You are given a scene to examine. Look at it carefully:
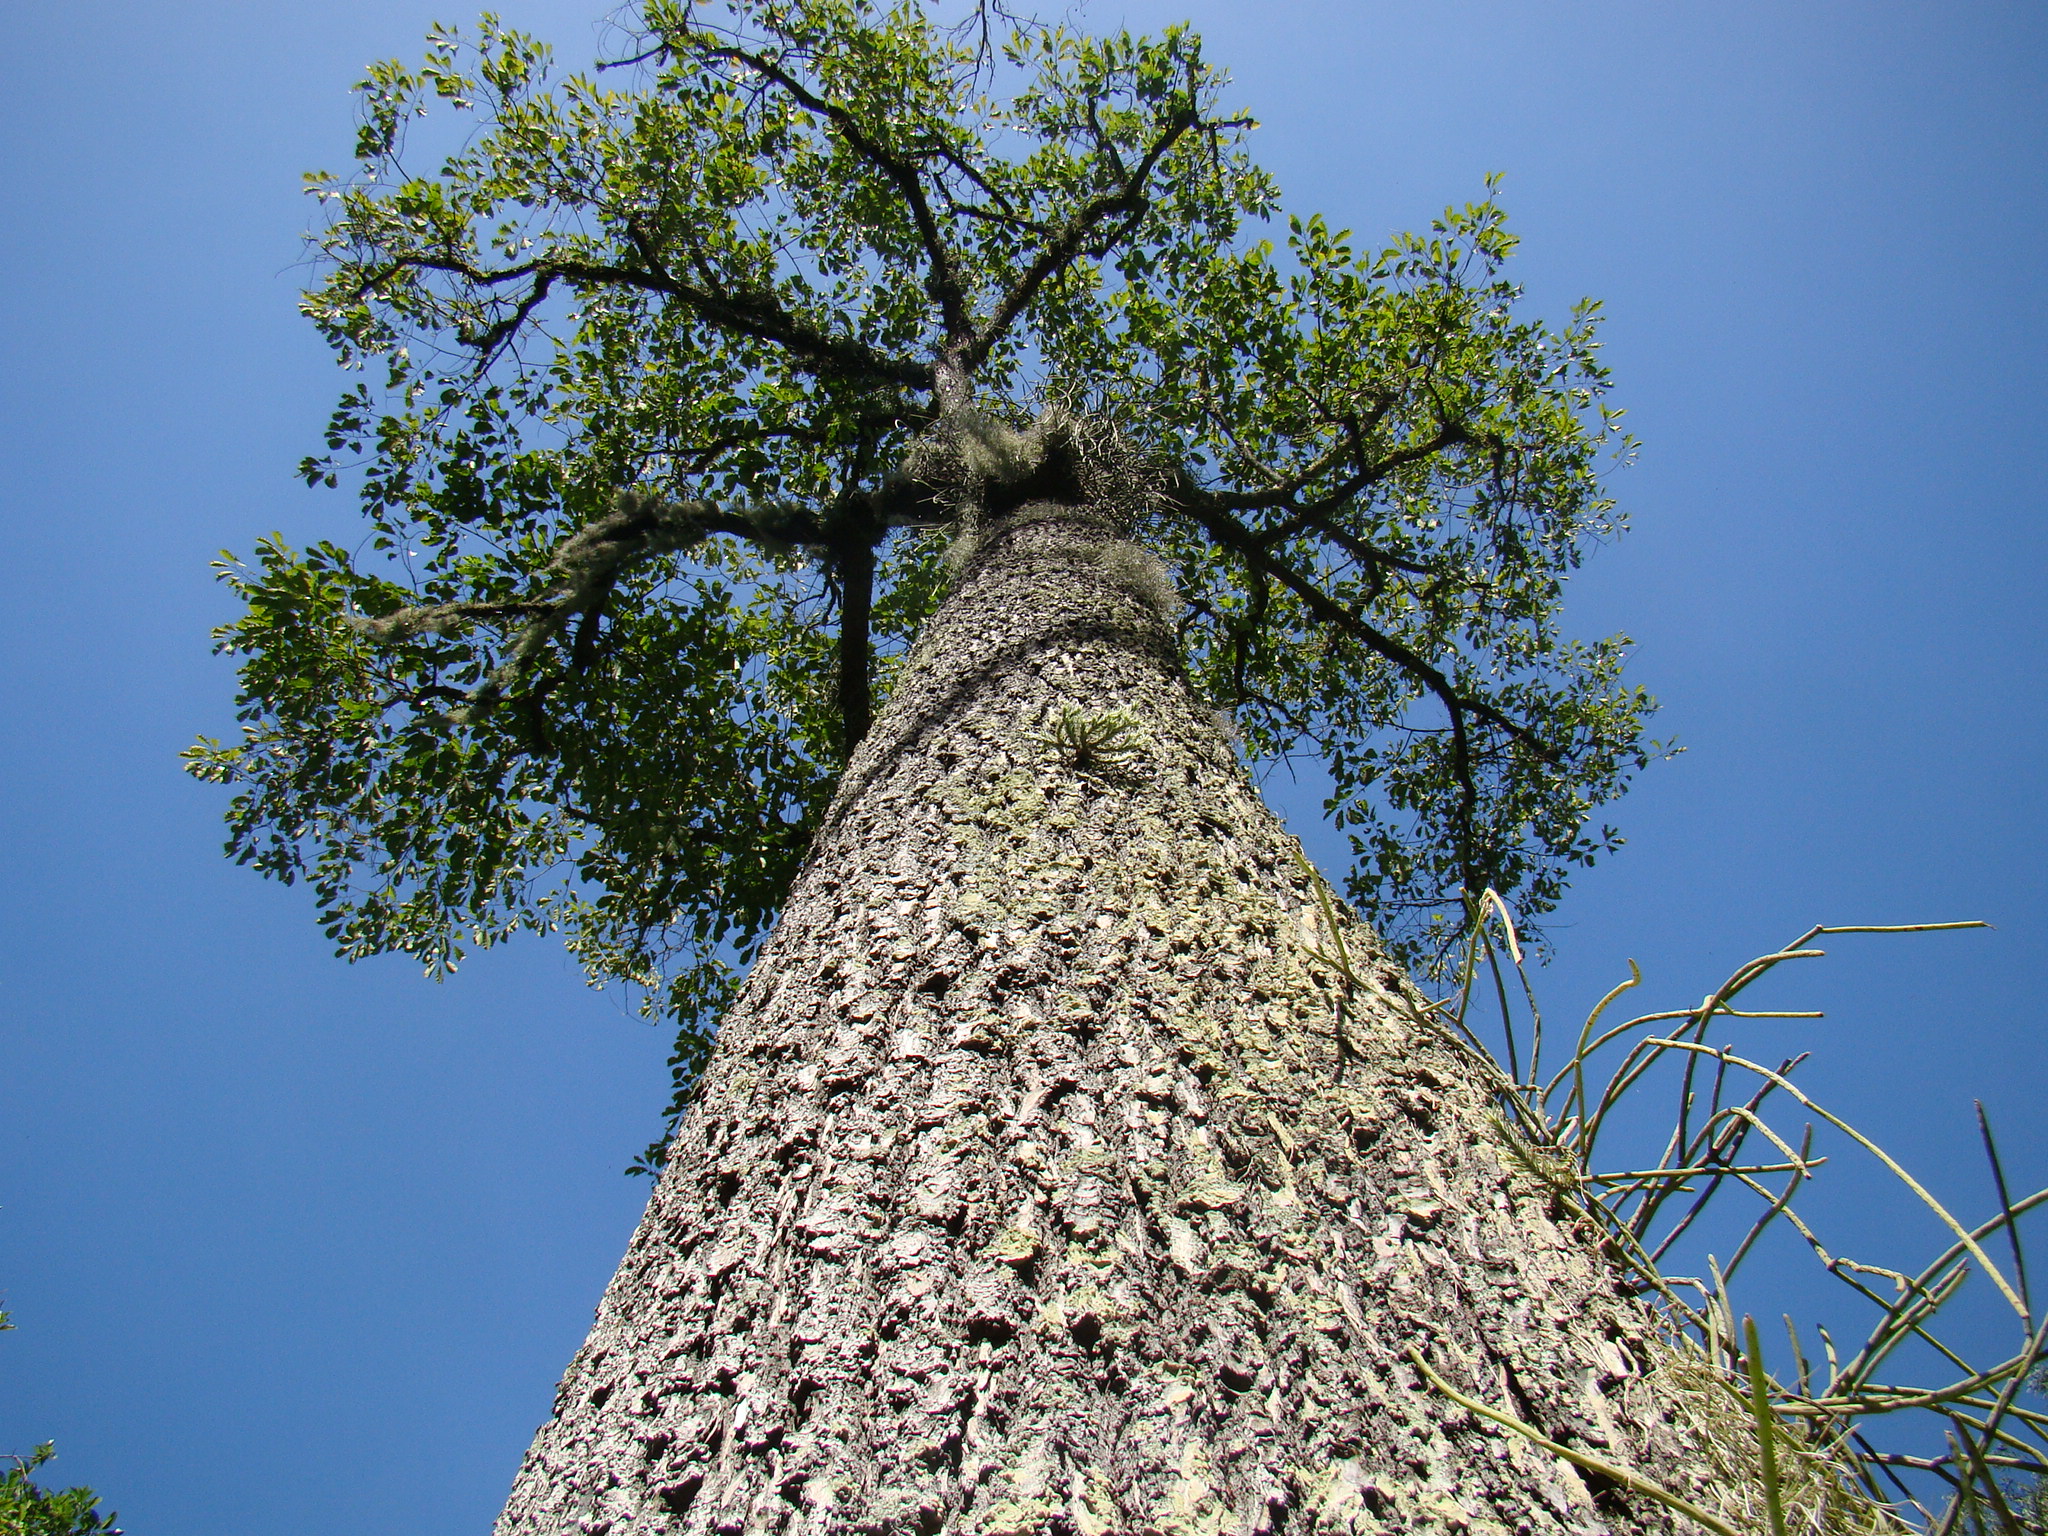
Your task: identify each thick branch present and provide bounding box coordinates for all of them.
[346,596,557,641]
[834,540,876,760]
[349,493,829,716]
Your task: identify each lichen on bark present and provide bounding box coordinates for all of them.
[495,506,1725,1536]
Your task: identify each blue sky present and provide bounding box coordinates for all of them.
[3,1,2043,1530]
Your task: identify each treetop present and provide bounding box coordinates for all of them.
[188,0,1660,1169]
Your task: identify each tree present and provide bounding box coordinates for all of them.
[0,1313,123,1536]
[0,1446,123,1536]
[188,2,1712,1528]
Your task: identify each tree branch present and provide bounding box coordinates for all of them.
[1228,568,1269,708]
[1232,425,1469,526]
[688,41,975,353]
[460,267,557,371]
[927,141,1032,228]
[1195,421,1472,602]
[369,252,930,390]
[964,102,1199,373]
[1184,496,1540,743]
[834,539,876,759]
[349,492,832,716]
[933,181,1048,240]
[1173,486,1563,890]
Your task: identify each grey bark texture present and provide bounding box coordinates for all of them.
[495,505,1723,1536]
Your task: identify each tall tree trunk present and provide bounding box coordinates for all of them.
[497,504,1720,1535]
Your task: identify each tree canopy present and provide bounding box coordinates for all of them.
[0,1445,122,1536]
[187,0,1659,1166]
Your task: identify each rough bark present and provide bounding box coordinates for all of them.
[496,505,1723,1535]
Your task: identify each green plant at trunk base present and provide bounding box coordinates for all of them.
[184,0,1663,1170]
[1396,878,2046,1533]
